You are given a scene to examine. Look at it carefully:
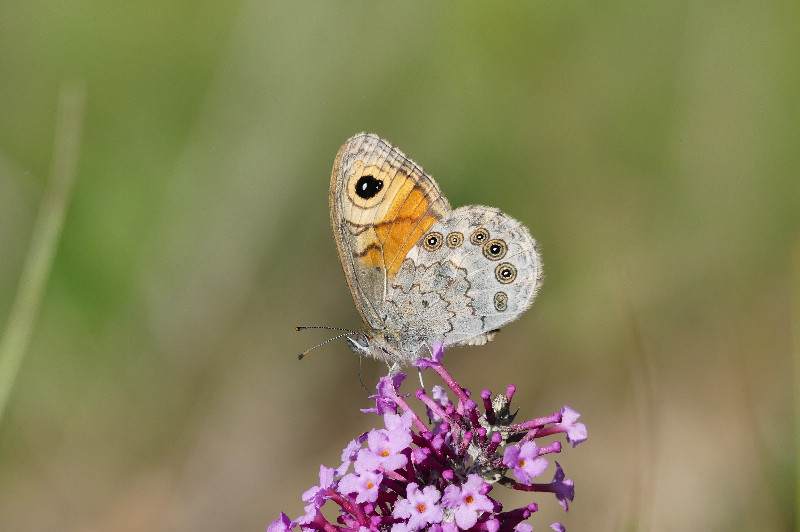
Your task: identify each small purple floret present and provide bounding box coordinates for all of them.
[356,427,410,473]
[363,372,408,414]
[300,465,334,506]
[267,512,294,532]
[502,442,549,485]
[412,341,446,370]
[393,484,443,530]
[339,469,383,503]
[551,462,575,511]
[442,474,494,529]
[560,405,588,447]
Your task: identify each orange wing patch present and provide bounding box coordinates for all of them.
[374,186,438,278]
[337,136,449,282]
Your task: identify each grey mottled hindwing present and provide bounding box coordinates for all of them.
[385,205,542,348]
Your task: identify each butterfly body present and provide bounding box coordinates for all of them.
[329,133,542,367]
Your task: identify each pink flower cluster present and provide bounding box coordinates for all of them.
[269,344,586,532]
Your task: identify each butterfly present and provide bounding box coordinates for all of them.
[300,133,543,369]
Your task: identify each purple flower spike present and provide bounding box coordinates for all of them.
[502,442,549,485]
[442,474,494,529]
[270,345,586,532]
[393,484,443,530]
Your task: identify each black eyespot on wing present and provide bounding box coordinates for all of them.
[446,231,464,248]
[483,239,507,260]
[355,175,384,199]
[470,228,489,245]
[495,262,517,284]
[422,231,443,252]
[494,291,508,311]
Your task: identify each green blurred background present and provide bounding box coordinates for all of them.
[1,1,798,530]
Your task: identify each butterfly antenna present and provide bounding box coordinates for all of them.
[295,326,356,360]
[295,326,355,333]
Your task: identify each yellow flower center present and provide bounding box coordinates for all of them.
[465,495,474,505]
[416,504,427,513]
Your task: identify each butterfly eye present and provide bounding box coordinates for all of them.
[494,291,508,311]
[483,239,508,260]
[355,175,384,199]
[470,228,489,245]
[422,231,443,251]
[445,231,464,248]
[494,263,517,284]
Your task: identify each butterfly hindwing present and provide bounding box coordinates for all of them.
[397,206,543,347]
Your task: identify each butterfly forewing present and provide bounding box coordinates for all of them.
[330,133,450,328]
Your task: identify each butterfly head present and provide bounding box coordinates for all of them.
[345,328,422,367]
[345,329,393,363]
[297,325,412,367]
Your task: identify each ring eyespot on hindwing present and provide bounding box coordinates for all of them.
[483,238,507,260]
[494,262,517,284]
[446,231,464,248]
[494,291,508,311]
[470,228,489,245]
[422,231,444,252]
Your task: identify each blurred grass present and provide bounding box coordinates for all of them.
[0,1,798,530]
[794,240,800,528]
[0,80,84,420]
